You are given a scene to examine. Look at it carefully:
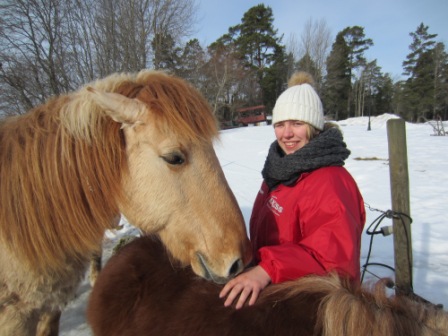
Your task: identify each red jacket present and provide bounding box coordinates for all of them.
[250,166,365,284]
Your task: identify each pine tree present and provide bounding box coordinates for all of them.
[296,53,319,80]
[323,27,373,120]
[233,5,281,72]
[341,26,373,118]
[227,4,286,106]
[403,23,437,77]
[177,39,206,89]
[402,23,440,120]
[324,32,351,120]
[152,33,182,72]
[374,73,395,115]
[432,42,448,119]
[353,60,383,118]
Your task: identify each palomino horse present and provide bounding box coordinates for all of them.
[88,236,448,336]
[0,70,251,335]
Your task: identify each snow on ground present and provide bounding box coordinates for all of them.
[60,114,448,334]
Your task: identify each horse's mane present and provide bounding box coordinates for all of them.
[0,94,126,274]
[265,274,448,336]
[62,70,218,144]
[0,70,218,274]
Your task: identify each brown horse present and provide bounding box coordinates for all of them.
[0,70,251,335]
[88,235,448,336]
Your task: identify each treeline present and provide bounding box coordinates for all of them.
[1,1,447,124]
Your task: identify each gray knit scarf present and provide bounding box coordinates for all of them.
[262,127,350,190]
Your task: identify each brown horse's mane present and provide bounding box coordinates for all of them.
[0,70,218,274]
[265,274,448,336]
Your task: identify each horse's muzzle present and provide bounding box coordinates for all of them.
[197,253,244,284]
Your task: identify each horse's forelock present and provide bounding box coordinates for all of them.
[63,70,218,145]
[60,74,131,141]
[133,71,219,143]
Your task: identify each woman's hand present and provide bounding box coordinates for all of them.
[219,265,271,309]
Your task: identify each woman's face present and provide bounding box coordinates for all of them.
[274,120,310,155]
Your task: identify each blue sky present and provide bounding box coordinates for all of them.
[195,0,448,80]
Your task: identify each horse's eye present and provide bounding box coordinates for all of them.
[161,152,185,165]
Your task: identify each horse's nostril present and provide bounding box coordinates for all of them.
[228,258,243,277]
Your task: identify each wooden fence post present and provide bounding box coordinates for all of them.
[387,118,413,296]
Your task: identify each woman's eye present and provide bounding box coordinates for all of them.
[161,152,185,165]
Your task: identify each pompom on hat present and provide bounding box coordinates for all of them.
[272,72,324,131]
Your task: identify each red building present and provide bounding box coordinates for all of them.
[235,105,267,126]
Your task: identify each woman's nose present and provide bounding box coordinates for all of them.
[283,123,293,137]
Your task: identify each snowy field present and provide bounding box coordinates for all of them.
[60,114,448,334]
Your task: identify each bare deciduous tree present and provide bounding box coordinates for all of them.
[0,0,77,114]
[151,0,198,68]
[0,0,198,116]
[203,42,257,122]
[288,18,332,88]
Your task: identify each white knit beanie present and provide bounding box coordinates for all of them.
[272,72,324,131]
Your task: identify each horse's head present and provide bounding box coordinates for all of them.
[87,71,251,284]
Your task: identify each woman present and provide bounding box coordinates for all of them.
[220,72,366,309]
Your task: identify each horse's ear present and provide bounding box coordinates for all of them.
[87,87,145,128]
